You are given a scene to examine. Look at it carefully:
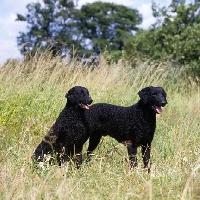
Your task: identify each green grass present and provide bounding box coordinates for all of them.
[0,53,199,199]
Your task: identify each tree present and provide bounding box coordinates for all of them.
[16,0,142,58]
[77,1,142,56]
[16,0,79,56]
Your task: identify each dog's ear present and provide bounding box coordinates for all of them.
[66,87,75,104]
[138,87,151,104]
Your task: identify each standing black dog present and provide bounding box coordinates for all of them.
[85,86,167,171]
[32,86,93,167]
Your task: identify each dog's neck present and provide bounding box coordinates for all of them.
[136,100,156,119]
[65,103,85,113]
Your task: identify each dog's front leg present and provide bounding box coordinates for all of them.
[86,134,102,162]
[58,145,69,165]
[74,144,83,169]
[142,143,151,172]
[127,144,138,168]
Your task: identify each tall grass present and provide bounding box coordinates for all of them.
[0,52,199,199]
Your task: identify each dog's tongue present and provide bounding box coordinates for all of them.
[155,105,162,114]
[83,104,90,110]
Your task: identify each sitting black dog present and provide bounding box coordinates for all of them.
[85,86,167,171]
[32,86,93,167]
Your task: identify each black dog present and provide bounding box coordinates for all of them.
[32,86,93,167]
[85,86,167,171]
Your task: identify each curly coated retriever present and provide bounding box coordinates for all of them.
[85,86,167,171]
[32,86,93,167]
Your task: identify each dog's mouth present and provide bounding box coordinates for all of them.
[79,103,90,110]
[152,105,163,114]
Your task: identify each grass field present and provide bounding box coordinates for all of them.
[0,53,199,199]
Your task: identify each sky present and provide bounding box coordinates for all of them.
[0,0,172,64]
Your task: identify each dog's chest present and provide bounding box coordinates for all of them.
[136,123,155,144]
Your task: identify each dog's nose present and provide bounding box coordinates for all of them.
[89,98,93,104]
[161,100,167,107]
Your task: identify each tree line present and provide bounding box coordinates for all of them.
[16,0,200,75]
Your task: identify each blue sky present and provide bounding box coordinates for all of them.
[0,0,172,64]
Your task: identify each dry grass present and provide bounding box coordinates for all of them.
[0,52,199,199]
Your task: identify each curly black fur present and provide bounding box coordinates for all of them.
[85,86,167,171]
[32,86,93,167]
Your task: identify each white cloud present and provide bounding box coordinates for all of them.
[4,0,38,10]
[137,3,155,29]
[0,0,40,64]
[1,13,25,37]
[0,13,27,63]
[0,41,21,61]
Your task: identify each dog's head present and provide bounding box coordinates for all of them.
[66,86,93,109]
[138,86,167,114]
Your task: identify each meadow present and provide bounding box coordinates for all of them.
[0,52,199,199]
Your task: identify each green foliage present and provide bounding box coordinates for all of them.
[123,0,200,75]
